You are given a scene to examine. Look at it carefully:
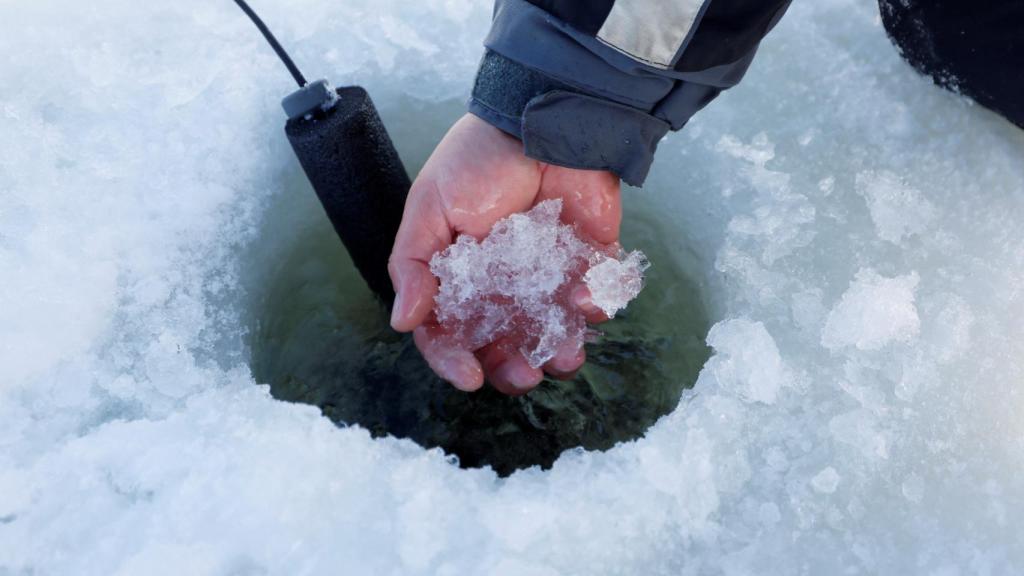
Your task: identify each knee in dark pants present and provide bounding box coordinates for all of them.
[878,0,1024,129]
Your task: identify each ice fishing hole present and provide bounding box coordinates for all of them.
[246,97,712,476]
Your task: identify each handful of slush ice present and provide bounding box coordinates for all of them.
[429,199,649,368]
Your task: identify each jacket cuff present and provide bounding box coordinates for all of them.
[469,50,669,187]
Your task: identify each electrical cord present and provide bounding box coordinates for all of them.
[233,0,307,87]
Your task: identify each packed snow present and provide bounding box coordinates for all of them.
[430,199,646,368]
[2,0,1023,574]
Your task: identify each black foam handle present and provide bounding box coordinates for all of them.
[285,86,411,304]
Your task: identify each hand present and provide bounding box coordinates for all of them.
[388,114,621,395]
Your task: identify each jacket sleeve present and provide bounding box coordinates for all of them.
[468,0,792,186]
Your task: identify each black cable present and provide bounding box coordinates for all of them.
[233,0,307,87]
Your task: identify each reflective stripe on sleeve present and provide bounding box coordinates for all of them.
[596,0,711,68]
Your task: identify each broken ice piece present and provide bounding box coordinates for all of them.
[429,199,648,369]
[583,250,650,317]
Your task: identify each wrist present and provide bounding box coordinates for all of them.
[469,51,668,187]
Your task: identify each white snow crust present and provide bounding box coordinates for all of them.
[2,0,1023,573]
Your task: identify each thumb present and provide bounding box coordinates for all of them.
[388,259,438,331]
[388,181,451,332]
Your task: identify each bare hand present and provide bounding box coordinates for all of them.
[388,114,620,395]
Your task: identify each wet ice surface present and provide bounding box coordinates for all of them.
[430,199,646,367]
[2,0,1024,574]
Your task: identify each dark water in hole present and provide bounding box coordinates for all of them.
[247,97,712,476]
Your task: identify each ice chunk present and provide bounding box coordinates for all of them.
[583,250,649,317]
[856,171,936,243]
[821,269,920,351]
[429,200,647,368]
[703,319,788,405]
[811,467,841,494]
[902,474,925,503]
[716,132,775,167]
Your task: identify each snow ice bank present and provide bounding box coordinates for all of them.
[2,0,1023,573]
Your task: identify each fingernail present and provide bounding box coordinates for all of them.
[546,369,578,382]
[441,357,480,391]
[495,363,537,391]
[549,348,585,374]
[390,290,403,328]
[573,287,594,312]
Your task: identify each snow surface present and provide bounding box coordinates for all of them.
[2,0,1024,574]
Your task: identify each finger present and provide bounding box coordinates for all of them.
[477,339,544,396]
[389,179,451,332]
[571,285,610,324]
[543,338,585,381]
[413,324,484,392]
[538,167,622,245]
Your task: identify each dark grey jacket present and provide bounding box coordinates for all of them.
[469,0,792,185]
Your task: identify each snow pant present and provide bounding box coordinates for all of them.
[878,0,1024,129]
